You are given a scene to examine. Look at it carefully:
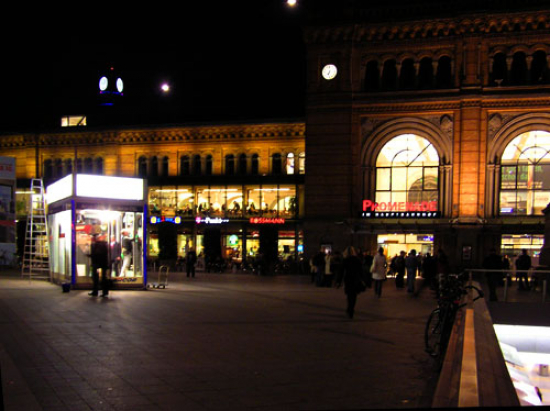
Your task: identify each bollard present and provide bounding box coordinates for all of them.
[543,279,547,302]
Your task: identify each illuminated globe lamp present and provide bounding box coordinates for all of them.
[98,67,124,106]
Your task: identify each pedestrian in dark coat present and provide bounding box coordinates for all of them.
[89,233,110,297]
[186,248,197,278]
[338,246,365,319]
[483,248,502,301]
[515,249,531,290]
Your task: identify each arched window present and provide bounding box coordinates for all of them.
[64,159,73,176]
[225,154,235,175]
[491,52,508,86]
[95,157,104,175]
[180,155,190,176]
[238,153,247,175]
[161,156,169,177]
[381,59,397,91]
[286,153,295,175]
[375,134,439,206]
[499,130,550,216]
[205,155,213,175]
[298,152,305,174]
[399,58,416,90]
[192,155,201,176]
[364,60,380,91]
[530,50,549,84]
[54,159,63,178]
[418,57,433,89]
[436,56,452,88]
[251,154,259,175]
[84,157,93,173]
[150,156,158,178]
[138,156,147,177]
[510,52,528,85]
[272,153,282,175]
[43,159,53,181]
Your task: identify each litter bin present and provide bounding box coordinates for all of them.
[62,283,71,293]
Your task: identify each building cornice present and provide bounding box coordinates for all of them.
[0,122,306,149]
[305,10,550,45]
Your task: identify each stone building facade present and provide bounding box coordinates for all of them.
[303,3,550,268]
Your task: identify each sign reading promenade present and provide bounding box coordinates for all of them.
[361,199,440,218]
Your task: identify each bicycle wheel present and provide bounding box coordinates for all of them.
[425,308,443,357]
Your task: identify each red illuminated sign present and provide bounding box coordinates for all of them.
[361,200,440,218]
[249,218,285,224]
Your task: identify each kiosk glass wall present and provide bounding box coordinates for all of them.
[46,174,146,289]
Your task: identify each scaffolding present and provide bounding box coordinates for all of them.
[21,179,51,281]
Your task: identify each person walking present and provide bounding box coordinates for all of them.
[515,249,531,290]
[405,249,419,294]
[338,246,365,319]
[89,232,110,297]
[371,247,387,297]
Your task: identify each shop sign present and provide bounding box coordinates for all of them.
[249,217,285,224]
[195,216,229,224]
[150,216,181,224]
[361,200,440,218]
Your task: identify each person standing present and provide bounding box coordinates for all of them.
[338,246,364,319]
[394,250,406,288]
[110,235,121,277]
[312,250,326,287]
[483,248,503,301]
[371,247,387,297]
[361,251,373,288]
[120,232,133,277]
[323,251,333,287]
[405,249,419,294]
[186,248,197,278]
[515,249,531,290]
[89,233,110,297]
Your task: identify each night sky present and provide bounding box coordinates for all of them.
[0,1,307,132]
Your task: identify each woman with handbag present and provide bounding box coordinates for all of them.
[371,247,387,298]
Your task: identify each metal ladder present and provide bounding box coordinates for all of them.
[21,179,51,281]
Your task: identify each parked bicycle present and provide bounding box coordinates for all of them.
[424,273,484,364]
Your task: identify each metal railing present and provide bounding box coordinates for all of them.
[461,268,550,302]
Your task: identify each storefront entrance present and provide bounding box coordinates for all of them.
[377,233,434,259]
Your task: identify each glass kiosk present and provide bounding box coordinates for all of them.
[46,174,146,289]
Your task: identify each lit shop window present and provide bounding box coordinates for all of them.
[286,153,295,175]
[61,115,86,127]
[375,134,439,205]
[500,131,550,216]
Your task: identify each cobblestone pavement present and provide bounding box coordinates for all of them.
[0,271,440,410]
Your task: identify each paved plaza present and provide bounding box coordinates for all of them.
[0,270,440,410]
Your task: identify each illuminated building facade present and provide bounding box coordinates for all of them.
[2,121,305,268]
[303,2,550,267]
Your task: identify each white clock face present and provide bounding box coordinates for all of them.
[99,76,108,91]
[322,64,337,80]
[116,78,124,93]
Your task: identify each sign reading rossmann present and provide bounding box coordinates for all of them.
[361,200,440,218]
